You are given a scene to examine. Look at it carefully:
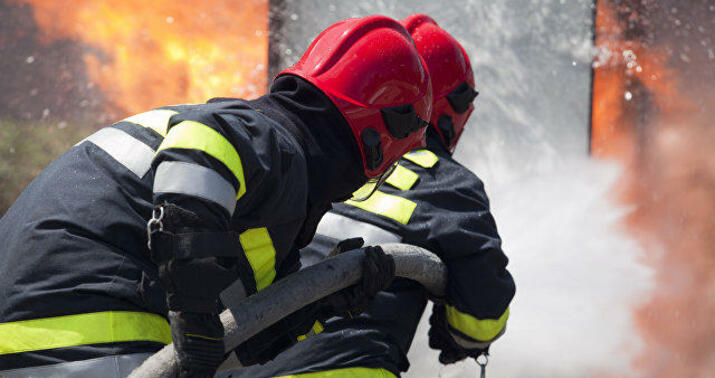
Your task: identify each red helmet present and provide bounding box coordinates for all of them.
[401,14,478,151]
[279,15,433,178]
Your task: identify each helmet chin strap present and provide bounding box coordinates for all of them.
[349,161,399,202]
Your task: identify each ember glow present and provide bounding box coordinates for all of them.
[12,0,269,116]
[592,1,715,376]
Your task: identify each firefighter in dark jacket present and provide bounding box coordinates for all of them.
[225,14,515,378]
[0,16,434,377]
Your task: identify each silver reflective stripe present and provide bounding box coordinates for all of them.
[80,128,155,178]
[0,352,152,378]
[154,161,237,216]
[316,212,401,245]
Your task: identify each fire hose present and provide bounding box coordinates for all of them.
[129,243,447,378]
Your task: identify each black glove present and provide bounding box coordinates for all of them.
[326,237,366,258]
[233,244,394,366]
[169,311,225,377]
[428,304,489,365]
[149,204,243,313]
[235,303,319,366]
[149,204,243,377]
[319,244,395,317]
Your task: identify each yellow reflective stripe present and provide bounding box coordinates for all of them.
[350,182,377,201]
[345,191,417,225]
[384,164,418,190]
[403,149,439,168]
[0,311,171,355]
[158,120,247,199]
[185,333,222,341]
[312,320,324,334]
[296,320,324,342]
[446,305,510,342]
[276,367,396,378]
[122,109,178,137]
[239,227,277,291]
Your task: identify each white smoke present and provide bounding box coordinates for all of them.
[405,158,653,377]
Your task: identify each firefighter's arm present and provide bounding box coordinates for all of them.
[410,174,514,363]
[148,110,272,376]
[234,241,396,366]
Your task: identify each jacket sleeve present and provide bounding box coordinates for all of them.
[402,162,515,346]
[150,104,282,298]
[152,107,251,228]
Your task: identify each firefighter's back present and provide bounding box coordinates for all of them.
[0,112,174,370]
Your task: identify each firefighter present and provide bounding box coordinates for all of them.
[225,14,515,378]
[0,16,433,378]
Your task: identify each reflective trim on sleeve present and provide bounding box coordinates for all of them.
[122,109,178,137]
[0,311,171,355]
[154,161,238,216]
[316,212,401,245]
[82,127,155,178]
[239,227,277,291]
[158,120,247,199]
[403,149,439,168]
[344,191,417,225]
[0,353,153,378]
[449,327,500,350]
[276,367,397,378]
[384,164,418,190]
[445,305,510,342]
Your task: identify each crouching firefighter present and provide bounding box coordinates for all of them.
[223,14,515,378]
[0,15,433,378]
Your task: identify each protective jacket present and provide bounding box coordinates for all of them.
[226,133,515,378]
[0,76,364,371]
[320,133,513,343]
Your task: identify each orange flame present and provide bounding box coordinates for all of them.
[592,1,715,376]
[591,2,687,160]
[12,0,268,116]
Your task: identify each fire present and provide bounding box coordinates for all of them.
[592,1,715,376]
[591,2,686,160]
[12,0,268,116]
